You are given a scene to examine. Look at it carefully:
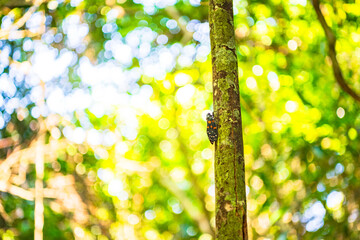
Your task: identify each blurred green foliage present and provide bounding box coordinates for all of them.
[0,0,359,239]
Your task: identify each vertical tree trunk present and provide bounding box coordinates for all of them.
[209,0,248,239]
[34,124,44,240]
[34,81,46,240]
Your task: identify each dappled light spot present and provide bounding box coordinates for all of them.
[201,148,212,159]
[348,128,357,140]
[191,160,205,175]
[62,15,88,49]
[267,71,280,91]
[336,107,345,118]
[108,179,129,201]
[282,212,292,224]
[272,122,282,133]
[326,191,345,211]
[166,128,179,139]
[176,84,195,106]
[189,0,201,6]
[261,35,272,46]
[199,234,212,240]
[75,163,86,175]
[170,167,186,182]
[157,34,168,45]
[250,175,264,191]
[321,137,331,149]
[50,127,61,139]
[348,209,359,223]
[128,214,140,225]
[94,147,109,159]
[102,130,117,147]
[254,212,270,234]
[74,227,85,238]
[207,185,215,197]
[290,0,307,6]
[171,203,183,214]
[73,127,86,144]
[248,199,258,212]
[145,210,156,220]
[252,65,263,76]
[255,21,268,35]
[288,40,298,51]
[160,140,172,153]
[275,164,290,183]
[285,100,298,113]
[115,142,129,155]
[26,12,45,33]
[246,77,257,90]
[145,230,159,240]
[301,201,326,232]
[174,72,192,86]
[261,144,273,159]
[158,118,170,129]
[97,168,114,183]
[186,226,197,236]
[317,182,326,192]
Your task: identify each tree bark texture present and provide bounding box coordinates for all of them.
[209,0,248,239]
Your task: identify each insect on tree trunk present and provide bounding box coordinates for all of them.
[208,0,248,239]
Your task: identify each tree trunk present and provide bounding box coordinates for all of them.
[209,0,248,239]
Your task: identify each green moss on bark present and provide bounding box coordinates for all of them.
[209,0,248,239]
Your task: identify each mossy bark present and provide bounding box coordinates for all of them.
[209,0,248,239]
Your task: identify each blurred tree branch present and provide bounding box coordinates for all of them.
[312,0,360,102]
[73,172,113,239]
[0,181,34,200]
[178,139,215,236]
[155,169,215,237]
[34,119,45,240]
[0,28,46,40]
[0,137,17,149]
[0,139,67,179]
[0,200,12,224]
[165,6,193,45]
[0,0,46,40]
[0,0,32,8]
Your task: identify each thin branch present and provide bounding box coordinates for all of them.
[0,200,12,224]
[155,169,214,235]
[10,0,43,31]
[0,0,33,8]
[0,28,46,40]
[73,173,112,239]
[0,184,85,201]
[0,181,34,200]
[34,79,45,240]
[240,95,262,123]
[0,0,45,40]
[0,137,17,149]
[164,6,193,44]
[10,162,28,185]
[312,0,360,102]
[0,140,67,181]
[34,120,45,240]
[177,138,215,237]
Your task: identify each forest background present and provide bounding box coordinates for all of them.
[0,0,359,239]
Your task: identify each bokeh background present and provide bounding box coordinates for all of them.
[0,0,359,239]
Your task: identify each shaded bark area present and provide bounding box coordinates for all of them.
[209,0,248,239]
